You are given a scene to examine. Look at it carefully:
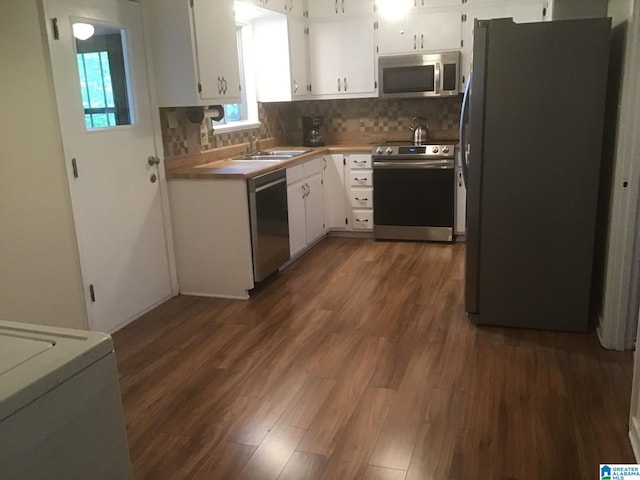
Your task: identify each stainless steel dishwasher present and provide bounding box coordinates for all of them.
[247,169,290,282]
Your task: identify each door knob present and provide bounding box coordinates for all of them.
[148,156,160,166]
[150,173,158,183]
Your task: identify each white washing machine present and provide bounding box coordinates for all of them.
[0,321,132,480]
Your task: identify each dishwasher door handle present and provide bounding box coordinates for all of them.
[254,177,286,192]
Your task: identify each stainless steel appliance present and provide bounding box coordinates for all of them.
[460,17,611,331]
[379,51,460,99]
[302,115,326,147]
[409,117,429,145]
[372,142,456,242]
[247,169,290,282]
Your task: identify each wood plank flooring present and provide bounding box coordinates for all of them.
[113,237,635,480]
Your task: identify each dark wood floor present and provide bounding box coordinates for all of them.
[113,237,635,480]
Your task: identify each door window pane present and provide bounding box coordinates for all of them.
[74,23,134,130]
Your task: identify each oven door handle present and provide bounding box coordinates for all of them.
[373,160,454,169]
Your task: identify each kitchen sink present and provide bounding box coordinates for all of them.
[255,150,310,156]
[233,150,310,161]
[232,155,291,161]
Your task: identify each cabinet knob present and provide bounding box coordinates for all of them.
[147,155,160,166]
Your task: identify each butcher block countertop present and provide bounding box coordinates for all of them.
[166,143,372,180]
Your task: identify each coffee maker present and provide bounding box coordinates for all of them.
[302,115,326,147]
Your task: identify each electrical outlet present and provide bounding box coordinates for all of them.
[200,123,208,145]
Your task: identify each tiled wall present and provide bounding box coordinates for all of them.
[290,96,462,143]
[159,96,462,159]
[159,102,291,158]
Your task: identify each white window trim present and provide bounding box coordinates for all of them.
[212,120,261,134]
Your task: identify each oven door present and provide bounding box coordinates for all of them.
[373,160,455,242]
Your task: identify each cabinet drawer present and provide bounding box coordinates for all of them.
[352,210,373,230]
[349,170,372,187]
[347,154,372,169]
[350,188,373,208]
[287,164,305,184]
[304,157,323,176]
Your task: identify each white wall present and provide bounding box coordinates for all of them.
[0,0,87,329]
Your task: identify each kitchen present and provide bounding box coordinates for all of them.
[3,0,640,476]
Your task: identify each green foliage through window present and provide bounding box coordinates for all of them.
[77,51,117,129]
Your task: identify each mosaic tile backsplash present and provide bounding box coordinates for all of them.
[159,96,462,159]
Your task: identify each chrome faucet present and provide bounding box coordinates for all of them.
[248,135,260,154]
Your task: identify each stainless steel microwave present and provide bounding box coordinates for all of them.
[378,51,461,99]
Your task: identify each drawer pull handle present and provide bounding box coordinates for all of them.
[355,197,368,201]
[354,177,366,181]
[356,219,369,222]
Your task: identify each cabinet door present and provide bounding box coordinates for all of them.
[377,16,414,55]
[287,180,307,257]
[288,16,309,98]
[264,0,287,13]
[192,0,241,102]
[412,8,462,52]
[308,0,339,17]
[287,0,306,16]
[342,0,375,16]
[305,172,326,243]
[324,155,348,229]
[309,21,343,95]
[340,18,376,94]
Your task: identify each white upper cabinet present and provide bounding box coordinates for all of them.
[309,0,374,18]
[254,14,309,101]
[460,0,544,87]
[145,0,241,107]
[246,0,306,15]
[377,6,462,55]
[309,18,376,97]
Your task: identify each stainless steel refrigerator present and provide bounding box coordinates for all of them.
[459,17,611,331]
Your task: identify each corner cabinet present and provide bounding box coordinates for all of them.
[254,15,309,102]
[308,18,376,98]
[287,157,326,258]
[145,0,241,107]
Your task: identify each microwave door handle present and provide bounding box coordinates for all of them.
[435,63,441,95]
[459,74,472,187]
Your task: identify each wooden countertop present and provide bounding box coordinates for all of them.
[167,145,373,180]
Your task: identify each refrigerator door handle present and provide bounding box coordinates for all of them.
[459,74,472,188]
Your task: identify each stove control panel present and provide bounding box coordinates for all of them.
[371,143,456,159]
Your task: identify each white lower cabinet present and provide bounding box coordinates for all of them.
[287,157,326,257]
[324,154,349,229]
[346,154,374,231]
[321,153,375,232]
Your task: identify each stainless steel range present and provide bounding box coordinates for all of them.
[372,142,456,242]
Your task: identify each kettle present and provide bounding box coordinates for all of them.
[410,117,429,145]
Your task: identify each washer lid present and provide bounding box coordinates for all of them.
[0,335,55,375]
[0,321,113,422]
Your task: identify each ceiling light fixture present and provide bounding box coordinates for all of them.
[377,0,411,21]
[72,23,95,41]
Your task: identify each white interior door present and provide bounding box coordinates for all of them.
[45,0,173,332]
